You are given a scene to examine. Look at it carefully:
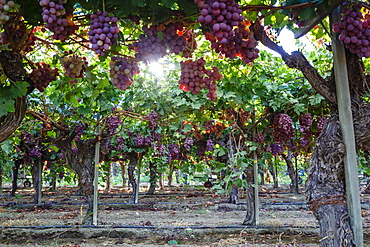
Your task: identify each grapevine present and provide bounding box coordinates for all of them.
[29,62,59,92]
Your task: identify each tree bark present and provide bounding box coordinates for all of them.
[269,158,278,188]
[54,137,96,225]
[147,162,157,195]
[282,152,299,194]
[0,96,27,143]
[119,161,127,188]
[243,167,257,225]
[251,21,370,246]
[10,159,22,197]
[32,159,43,204]
[127,152,139,203]
[0,51,35,143]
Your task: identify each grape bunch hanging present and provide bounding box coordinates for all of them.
[60,51,88,84]
[272,113,294,144]
[130,23,188,63]
[298,113,313,147]
[88,11,119,56]
[178,58,223,101]
[109,56,140,91]
[195,0,259,64]
[39,0,79,41]
[332,3,370,58]
[0,0,15,24]
[29,62,59,92]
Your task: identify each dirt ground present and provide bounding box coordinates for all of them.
[0,184,369,246]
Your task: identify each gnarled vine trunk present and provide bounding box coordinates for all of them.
[127,152,139,203]
[55,137,96,225]
[282,152,299,194]
[0,96,27,143]
[251,21,370,246]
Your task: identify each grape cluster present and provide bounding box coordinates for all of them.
[148,111,159,131]
[162,23,188,55]
[178,58,223,101]
[298,113,313,147]
[0,19,37,52]
[332,3,370,58]
[184,137,194,151]
[88,11,119,56]
[195,0,244,41]
[270,143,284,156]
[0,0,15,24]
[74,124,85,141]
[130,23,188,63]
[208,23,259,64]
[134,135,152,147]
[316,115,328,134]
[254,132,265,144]
[106,115,121,135]
[299,113,313,131]
[272,113,294,144]
[130,25,167,63]
[157,144,166,156]
[39,0,78,41]
[60,51,88,84]
[116,136,124,151]
[29,62,59,92]
[168,143,180,162]
[206,139,214,151]
[109,56,140,91]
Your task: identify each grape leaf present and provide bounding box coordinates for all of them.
[0,99,15,117]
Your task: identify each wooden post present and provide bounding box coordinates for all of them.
[93,126,100,226]
[331,7,363,247]
[252,112,259,225]
[37,160,42,204]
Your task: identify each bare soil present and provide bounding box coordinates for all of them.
[0,184,369,246]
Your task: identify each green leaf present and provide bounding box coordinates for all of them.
[309,94,324,105]
[293,103,306,114]
[10,82,29,98]
[0,99,15,117]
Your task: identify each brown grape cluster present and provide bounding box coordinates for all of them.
[29,62,59,92]
[178,58,223,101]
[109,56,140,91]
[130,23,188,63]
[0,0,15,24]
[272,113,294,144]
[60,51,88,84]
[333,3,370,58]
[88,11,119,56]
[39,0,78,41]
